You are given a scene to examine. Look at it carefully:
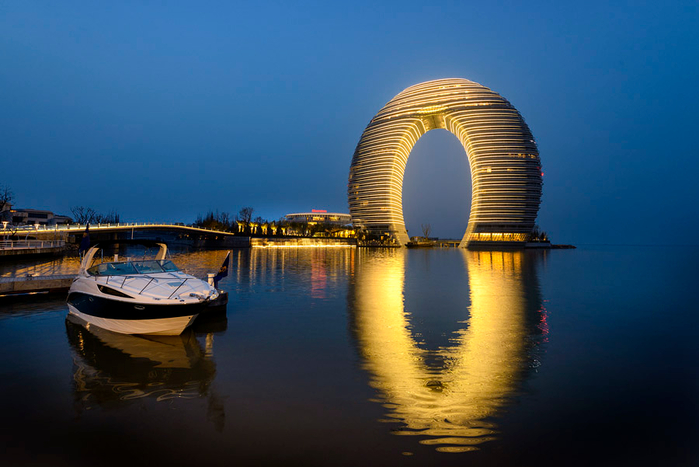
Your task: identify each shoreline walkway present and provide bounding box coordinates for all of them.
[0,240,66,257]
[0,273,74,296]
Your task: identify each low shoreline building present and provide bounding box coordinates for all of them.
[1,203,72,226]
[284,210,351,226]
[283,210,354,238]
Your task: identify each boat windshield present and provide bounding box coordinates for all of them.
[132,260,165,274]
[87,262,138,276]
[158,260,179,272]
[87,260,180,276]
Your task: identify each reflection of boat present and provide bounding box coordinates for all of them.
[65,315,216,405]
[67,240,219,335]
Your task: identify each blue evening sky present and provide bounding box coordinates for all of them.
[1,1,697,245]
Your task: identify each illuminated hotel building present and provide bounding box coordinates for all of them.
[348,78,542,248]
[284,210,352,226]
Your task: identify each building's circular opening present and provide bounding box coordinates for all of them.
[402,129,472,241]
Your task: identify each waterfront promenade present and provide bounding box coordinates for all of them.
[0,239,66,257]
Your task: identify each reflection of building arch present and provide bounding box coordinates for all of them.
[348,78,542,247]
[350,249,545,452]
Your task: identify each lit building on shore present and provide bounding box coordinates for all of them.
[284,210,352,226]
[348,78,543,248]
[283,210,354,238]
[1,203,71,226]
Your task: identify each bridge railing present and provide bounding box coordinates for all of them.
[4,222,234,235]
[0,240,66,250]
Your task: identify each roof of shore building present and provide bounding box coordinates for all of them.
[284,211,352,223]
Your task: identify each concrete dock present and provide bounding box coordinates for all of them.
[0,274,74,296]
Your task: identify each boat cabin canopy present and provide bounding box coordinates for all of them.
[80,240,169,274]
[87,259,180,276]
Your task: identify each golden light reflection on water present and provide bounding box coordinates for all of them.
[232,247,356,293]
[0,247,355,288]
[0,255,82,278]
[0,249,231,279]
[351,249,544,452]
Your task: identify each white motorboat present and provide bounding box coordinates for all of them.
[67,240,219,335]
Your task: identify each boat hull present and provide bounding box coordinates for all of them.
[67,292,203,335]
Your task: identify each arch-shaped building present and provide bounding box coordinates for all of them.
[348,78,542,248]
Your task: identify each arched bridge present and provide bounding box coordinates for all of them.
[10,223,240,247]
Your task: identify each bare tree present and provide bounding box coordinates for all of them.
[0,184,13,211]
[219,211,231,226]
[421,223,432,239]
[95,209,120,224]
[71,206,120,224]
[530,224,549,242]
[237,207,254,223]
[71,206,98,224]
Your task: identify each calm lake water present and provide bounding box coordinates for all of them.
[1,246,697,466]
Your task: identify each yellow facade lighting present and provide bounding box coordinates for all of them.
[348,78,542,247]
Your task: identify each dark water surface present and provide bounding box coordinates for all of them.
[1,246,697,466]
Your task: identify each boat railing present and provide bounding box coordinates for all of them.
[139,277,155,294]
[97,273,190,298]
[167,278,189,299]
